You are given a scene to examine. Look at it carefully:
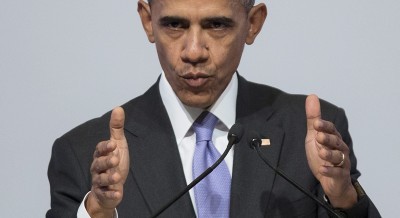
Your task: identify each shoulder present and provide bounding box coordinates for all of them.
[62,81,160,134]
[238,75,344,121]
[53,81,161,154]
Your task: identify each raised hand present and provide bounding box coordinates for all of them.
[305,95,357,209]
[86,107,130,217]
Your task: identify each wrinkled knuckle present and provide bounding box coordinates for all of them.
[101,190,109,199]
[93,189,103,200]
[336,131,343,139]
[319,133,329,144]
[109,156,118,167]
[92,175,100,186]
[335,138,341,147]
[342,143,350,151]
[109,172,122,184]
[97,176,104,187]
[329,122,336,131]
[93,150,98,158]
[324,135,331,144]
[107,191,116,199]
[108,173,116,184]
[95,141,102,150]
[104,140,113,151]
[93,158,105,172]
[97,141,105,150]
[90,159,96,170]
[113,173,122,183]
[103,141,111,151]
[316,132,324,143]
[106,157,112,168]
[319,149,331,160]
[90,163,97,173]
[108,141,116,149]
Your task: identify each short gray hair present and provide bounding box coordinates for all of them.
[147,0,255,12]
[241,0,256,11]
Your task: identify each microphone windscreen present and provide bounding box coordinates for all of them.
[228,123,244,144]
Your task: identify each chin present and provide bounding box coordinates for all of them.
[183,101,211,109]
[180,96,213,109]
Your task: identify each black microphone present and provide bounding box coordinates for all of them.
[249,131,344,218]
[150,123,244,218]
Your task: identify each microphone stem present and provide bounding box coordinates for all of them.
[150,142,235,218]
[254,146,344,218]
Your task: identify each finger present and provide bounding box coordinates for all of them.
[314,120,342,139]
[306,94,321,131]
[318,147,347,166]
[91,153,120,173]
[316,132,347,151]
[94,141,117,158]
[318,165,350,178]
[110,107,125,141]
[92,169,123,187]
[93,188,122,202]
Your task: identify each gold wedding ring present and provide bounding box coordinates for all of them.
[334,152,345,167]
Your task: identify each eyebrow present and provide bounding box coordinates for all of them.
[158,16,235,27]
[158,16,189,27]
[201,16,235,27]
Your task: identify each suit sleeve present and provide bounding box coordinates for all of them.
[46,137,90,218]
[322,107,381,218]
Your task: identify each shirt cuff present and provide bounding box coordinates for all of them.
[77,191,119,218]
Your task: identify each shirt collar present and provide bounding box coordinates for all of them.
[159,72,238,144]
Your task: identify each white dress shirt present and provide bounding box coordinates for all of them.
[159,72,238,215]
[77,72,238,217]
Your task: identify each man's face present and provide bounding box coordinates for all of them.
[139,0,264,108]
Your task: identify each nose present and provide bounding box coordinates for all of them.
[180,28,209,65]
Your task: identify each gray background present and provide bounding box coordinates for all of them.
[1,0,399,217]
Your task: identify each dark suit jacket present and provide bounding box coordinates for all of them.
[47,76,380,217]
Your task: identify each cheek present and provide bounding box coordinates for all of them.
[156,41,181,69]
[211,40,244,72]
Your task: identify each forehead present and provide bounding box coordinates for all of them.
[150,0,246,18]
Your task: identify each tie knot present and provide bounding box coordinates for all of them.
[193,111,219,142]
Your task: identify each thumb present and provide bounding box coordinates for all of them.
[110,107,125,140]
[306,94,321,131]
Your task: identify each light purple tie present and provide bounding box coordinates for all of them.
[192,111,231,218]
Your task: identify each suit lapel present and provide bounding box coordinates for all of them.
[230,76,285,217]
[119,76,285,217]
[122,82,195,217]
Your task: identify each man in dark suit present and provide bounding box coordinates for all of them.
[47,0,380,217]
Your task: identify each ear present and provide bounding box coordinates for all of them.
[137,0,155,43]
[245,3,267,45]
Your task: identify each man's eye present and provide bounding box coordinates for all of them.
[210,22,225,29]
[167,22,182,29]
